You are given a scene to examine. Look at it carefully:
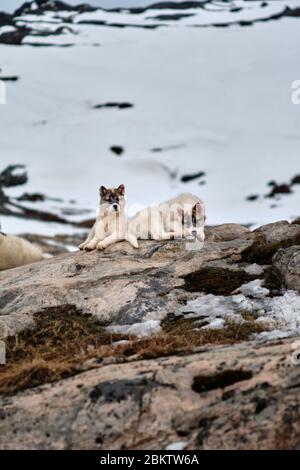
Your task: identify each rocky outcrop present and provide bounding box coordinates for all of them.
[0,223,255,338]
[0,338,300,450]
[205,223,250,242]
[273,246,300,292]
[1,221,300,339]
[1,0,300,47]
[0,221,299,449]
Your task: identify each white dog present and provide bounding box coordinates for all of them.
[79,184,138,251]
[0,232,51,271]
[128,192,205,248]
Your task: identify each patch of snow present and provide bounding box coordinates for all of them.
[255,329,295,342]
[165,441,188,451]
[202,318,225,330]
[112,339,130,346]
[178,281,300,339]
[234,279,270,299]
[74,1,299,29]
[107,319,161,337]
[1,2,300,235]
[244,263,265,276]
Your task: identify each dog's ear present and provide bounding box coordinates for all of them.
[177,207,184,224]
[117,184,125,196]
[192,203,205,223]
[192,203,200,215]
[100,186,107,197]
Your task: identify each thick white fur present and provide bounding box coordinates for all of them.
[128,193,205,248]
[0,233,50,271]
[79,203,138,251]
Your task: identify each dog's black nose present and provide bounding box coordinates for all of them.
[113,204,118,211]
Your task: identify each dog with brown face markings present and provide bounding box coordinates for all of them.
[79,184,138,251]
[128,193,205,248]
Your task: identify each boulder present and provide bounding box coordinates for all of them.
[254,221,300,245]
[205,223,250,242]
[273,246,300,292]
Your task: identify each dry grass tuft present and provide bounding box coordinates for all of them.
[109,316,268,360]
[0,306,268,396]
[0,305,124,396]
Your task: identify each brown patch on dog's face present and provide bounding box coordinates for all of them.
[99,185,125,213]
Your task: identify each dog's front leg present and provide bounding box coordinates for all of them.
[126,231,139,248]
[79,224,96,250]
[97,233,121,250]
[84,237,100,251]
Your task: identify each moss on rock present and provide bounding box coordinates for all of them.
[181,267,255,296]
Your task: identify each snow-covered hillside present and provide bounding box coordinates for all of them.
[0,0,300,234]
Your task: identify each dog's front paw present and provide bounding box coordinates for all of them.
[97,242,106,251]
[78,243,86,250]
[84,243,96,251]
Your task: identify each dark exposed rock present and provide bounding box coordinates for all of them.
[146,13,195,21]
[192,369,253,393]
[0,0,298,47]
[77,20,162,29]
[0,165,28,189]
[0,76,19,82]
[181,267,255,296]
[0,27,30,45]
[246,194,259,202]
[291,174,300,185]
[14,0,96,16]
[17,193,46,202]
[263,266,283,297]
[24,42,74,47]
[93,102,133,110]
[247,174,299,205]
[181,171,205,183]
[0,12,14,26]
[110,1,207,14]
[284,7,300,18]
[273,246,300,292]
[266,183,293,198]
[0,165,93,229]
[110,145,124,156]
[151,144,185,153]
[89,377,158,404]
[241,221,300,265]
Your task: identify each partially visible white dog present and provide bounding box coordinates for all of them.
[128,192,205,248]
[79,184,138,251]
[0,232,51,271]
